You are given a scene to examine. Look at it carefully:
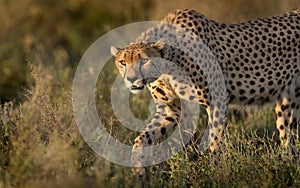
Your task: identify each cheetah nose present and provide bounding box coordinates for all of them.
[127,76,138,83]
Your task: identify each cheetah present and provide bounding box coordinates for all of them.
[111,9,300,164]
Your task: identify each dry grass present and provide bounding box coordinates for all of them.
[0,64,299,187]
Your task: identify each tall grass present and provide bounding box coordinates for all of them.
[0,64,299,187]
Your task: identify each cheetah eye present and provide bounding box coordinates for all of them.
[141,58,150,63]
[119,60,126,66]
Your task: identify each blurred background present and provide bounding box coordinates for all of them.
[1,0,299,103]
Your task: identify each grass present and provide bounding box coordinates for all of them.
[0,63,299,188]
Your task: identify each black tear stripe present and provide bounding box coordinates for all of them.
[130,50,134,63]
[139,57,145,80]
[156,88,166,96]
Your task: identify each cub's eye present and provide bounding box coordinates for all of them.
[119,60,126,66]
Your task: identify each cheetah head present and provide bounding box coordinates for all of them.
[111,41,166,94]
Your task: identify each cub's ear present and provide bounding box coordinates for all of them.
[110,46,121,57]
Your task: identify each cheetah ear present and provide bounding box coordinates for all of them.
[110,46,121,57]
[153,40,165,50]
[153,39,166,50]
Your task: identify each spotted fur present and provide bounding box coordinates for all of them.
[111,9,300,162]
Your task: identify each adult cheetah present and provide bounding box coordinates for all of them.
[111,9,300,164]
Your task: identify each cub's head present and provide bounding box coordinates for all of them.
[111,41,165,93]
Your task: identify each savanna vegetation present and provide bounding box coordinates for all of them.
[0,0,300,187]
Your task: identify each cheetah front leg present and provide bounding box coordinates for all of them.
[206,102,228,155]
[131,98,181,166]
